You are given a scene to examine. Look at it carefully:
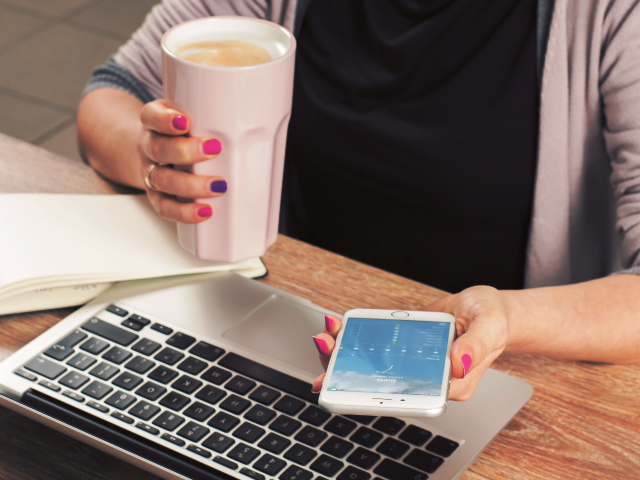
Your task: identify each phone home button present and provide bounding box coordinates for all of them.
[391,311,409,318]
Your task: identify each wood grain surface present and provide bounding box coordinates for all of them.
[1,132,639,480]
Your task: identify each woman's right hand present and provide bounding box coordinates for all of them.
[138,99,227,223]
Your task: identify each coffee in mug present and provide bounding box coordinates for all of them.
[177,40,271,67]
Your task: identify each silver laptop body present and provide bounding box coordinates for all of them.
[0,273,533,480]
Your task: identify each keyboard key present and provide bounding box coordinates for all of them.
[203,432,235,453]
[375,438,410,460]
[80,337,110,355]
[136,422,160,435]
[151,323,173,335]
[82,318,138,346]
[195,384,226,405]
[373,459,428,480]
[426,435,459,457]
[258,432,291,454]
[136,381,167,401]
[295,426,328,447]
[337,466,370,480]
[226,376,256,395]
[172,375,203,394]
[220,394,252,414]
[346,447,381,470]
[81,380,113,400]
[176,421,210,442]
[309,454,344,477]
[112,372,143,391]
[128,314,151,326]
[102,347,132,365]
[62,390,85,402]
[249,385,280,405]
[166,332,196,350]
[161,433,185,447]
[66,353,96,371]
[278,465,313,480]
[129,400,161,421]
[58,371,90,390]
[233,422,266,443]
[372,417,406,436]
[298,406,330,426]
[38,380,61,392]
[240,467,265,480]
[25,356,66,379]
[44,330,87,361]
[189,341,225,362]
[131,338,161,356]
[177,356,208,375]
[187,444,211,458]
[121,319,145,331]
[321,436,354,459]
[284,444,317,466]
[208,411,240,432]
[201,366,232,385]
[14,369,37,381]
[153,411,185,432]
[159,391,191,411]
[398,425,432,447]
[105,391,137,410]
[350,427,383,449]
[106,305,128,317]
[183,402,215,422]
[155,347,185,366]
[270,415,302,436]
[124,356,155,375]
[89,362,119,380]
[227,444,260,464]
[345,415,376,425]
[254,454,287,476]
[404,449,444,474]
[111,411,134,424]
[148,365,179,384]
[244,405,276,425]
[324,417,357,438]
[214,455,238,470]
[87,401,109,413]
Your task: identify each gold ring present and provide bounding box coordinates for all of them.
[144,163,161,191]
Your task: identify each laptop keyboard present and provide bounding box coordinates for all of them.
[15,305,461,480]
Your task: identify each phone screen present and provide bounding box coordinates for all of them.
[326,318,451,396]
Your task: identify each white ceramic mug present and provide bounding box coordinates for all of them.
[162,17,296,262]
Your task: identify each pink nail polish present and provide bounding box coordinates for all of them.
[462,354,472,378]
[203,139,222,155]
[172,115,187,130]
[197,206,212,217]
[312,336,328,356]
[325,316,334,333]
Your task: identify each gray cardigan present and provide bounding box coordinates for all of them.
[86,0,640,288]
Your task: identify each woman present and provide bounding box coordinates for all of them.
[77,0,640,401]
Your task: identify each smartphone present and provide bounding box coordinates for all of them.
[319,309,456,418]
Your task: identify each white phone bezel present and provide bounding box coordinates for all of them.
[318,309,456,418]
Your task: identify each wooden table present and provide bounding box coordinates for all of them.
[1,132,639,480]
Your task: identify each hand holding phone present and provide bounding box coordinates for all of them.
[318,309,456,418]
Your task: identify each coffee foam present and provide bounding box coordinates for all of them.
[178,40,271,67]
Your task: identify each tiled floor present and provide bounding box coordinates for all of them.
[0,0,157,162]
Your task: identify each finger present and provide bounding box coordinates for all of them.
[149,165,228,198]
[312,333,335,372]
[140,99,191,135]
[448,348,500,401]
[141,129,222,165]
[324,315,342,337]
[424,294,454,314]
[311,373,326,394]
[146,188,214,224]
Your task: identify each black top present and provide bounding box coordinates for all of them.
[282,0,538,292]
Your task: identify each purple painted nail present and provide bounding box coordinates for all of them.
[210,180,228,193]
[462,354,472,378]
[312,336,328,356]
[172,115,187,130]
[203,139,222,155]
[325,316,334,333]
[197,206,212,217]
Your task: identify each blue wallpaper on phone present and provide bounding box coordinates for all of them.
[326,318,450,396]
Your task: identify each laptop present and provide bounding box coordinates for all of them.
[0,272,533,480]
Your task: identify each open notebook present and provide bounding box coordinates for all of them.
[0,194,267,315]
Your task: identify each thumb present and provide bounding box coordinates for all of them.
[449,314,506,380]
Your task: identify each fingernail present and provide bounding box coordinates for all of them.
[203,139,222,155]
[312,336,328,356]
[325,316,334,333]
[210,180,228,193]
[462,354,471,378]
[197,206,212,217]
[172,115,187,130]
[311,388,321,394]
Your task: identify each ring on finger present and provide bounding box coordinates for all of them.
[144,163,164,191]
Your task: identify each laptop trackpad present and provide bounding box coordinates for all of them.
[222,295,326,376]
